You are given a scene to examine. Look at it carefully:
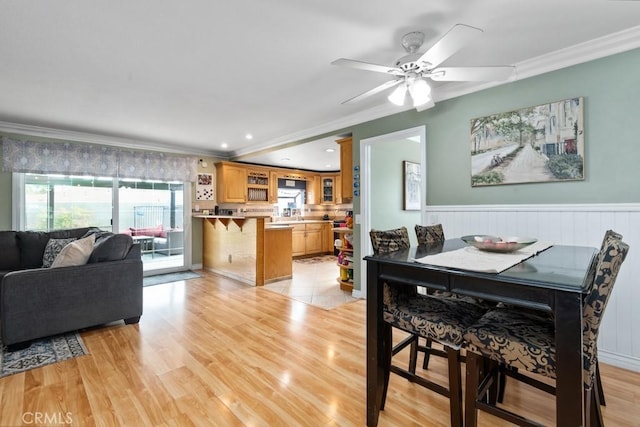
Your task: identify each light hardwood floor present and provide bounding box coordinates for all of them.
[1,270,639,426]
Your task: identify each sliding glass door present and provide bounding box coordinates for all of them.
[20,173,187,274]
[118,180,185,272]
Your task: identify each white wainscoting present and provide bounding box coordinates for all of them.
[424,203,640,372]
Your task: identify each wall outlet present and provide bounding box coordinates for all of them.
[430,214,439,224]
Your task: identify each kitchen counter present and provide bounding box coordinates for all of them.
[270,219,334,224]
[201,217,292,286]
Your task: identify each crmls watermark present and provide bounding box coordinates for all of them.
[22,412,73,425]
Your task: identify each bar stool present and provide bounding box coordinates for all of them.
[371,226,490,427]
[463,232,629,427]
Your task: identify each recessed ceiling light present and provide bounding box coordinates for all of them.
[245,133,253,140]
[325,148,335,153]
[221,142,228,148]
[325,164,332,168]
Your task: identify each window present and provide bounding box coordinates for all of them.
[24,174,114,231]
[18,173,188,273]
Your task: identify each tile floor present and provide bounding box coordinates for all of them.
[262,255,361,309]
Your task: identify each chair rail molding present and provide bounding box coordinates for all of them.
[423,202,640,373]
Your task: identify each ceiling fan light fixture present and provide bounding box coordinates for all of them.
[409,78,432,107]
[387,84,407,106]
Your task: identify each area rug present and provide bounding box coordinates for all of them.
[293,255,336,265]
[143,270,201,287]
[1,332,88,378]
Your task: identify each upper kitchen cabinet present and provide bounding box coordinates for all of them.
[305,174,320,205]
[216,162,247,203]
[216,162,272,203]
[336,136,352,202]
[246,167,270,203]
[321,176,335,204]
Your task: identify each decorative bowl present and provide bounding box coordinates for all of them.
[461,235,538,253]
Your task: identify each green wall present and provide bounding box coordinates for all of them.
[352,48,640,206]
[370,138,421,245]
[348,48,640,293]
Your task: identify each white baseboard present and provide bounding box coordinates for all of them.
[598,349,640,373]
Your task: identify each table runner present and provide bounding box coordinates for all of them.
[413,240,553,273]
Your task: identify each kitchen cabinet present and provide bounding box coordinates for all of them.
[291,223,324,256]
[336,136,352,201]
[216,162,247,203]
[269,171,279,203]
[246,168,270,202]
[291,224,306,256]
[321,176,335,204]
[216,162,272,203]
[334,174,343,204]
[305,175,320,205]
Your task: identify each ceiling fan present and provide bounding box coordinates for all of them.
[331,24,515,110]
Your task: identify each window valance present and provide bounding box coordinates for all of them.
[1,136,197,182]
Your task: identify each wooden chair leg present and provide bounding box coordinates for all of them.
[422,337,433,369]
[446,346,463,427]
[591,385,605,427]
[497,363,507,403]
[464,351,481,427]
[381,324,392,410]
[408,335,418,374]
[596,361,606,406]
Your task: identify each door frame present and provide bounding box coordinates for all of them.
[359,126,426,299]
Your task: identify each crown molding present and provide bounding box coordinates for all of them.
[422,25,640,104]
[2,25,639,157]
[239,25,640,155]
[0,121,221,157]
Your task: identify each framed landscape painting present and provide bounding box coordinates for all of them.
[470,97,585,187]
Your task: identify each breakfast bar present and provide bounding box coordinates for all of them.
[200,215,293,286]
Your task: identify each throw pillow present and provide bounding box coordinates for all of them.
[51,234,96,268]
[88,233,134,263]
[42,237,77,268]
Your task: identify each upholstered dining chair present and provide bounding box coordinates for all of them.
[370,226,490,427]
[414,223,493,372]
[493,230,623,411]
[415,223,445,245]
[369,227,420,372]
[371,225,451,375]
[463,231,629,427]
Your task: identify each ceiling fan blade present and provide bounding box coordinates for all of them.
[429,66,515,81]
[332,58,404,75]
[341,79,402,104]
[416,24,483,69]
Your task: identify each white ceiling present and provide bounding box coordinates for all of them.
[1,1,639,171]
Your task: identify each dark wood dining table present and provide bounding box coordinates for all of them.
[364,238,598,427]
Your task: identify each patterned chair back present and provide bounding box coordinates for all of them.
[370,226,412,303]
[369,226,410,254]
[582,233,629,387]
[415,224,445,245]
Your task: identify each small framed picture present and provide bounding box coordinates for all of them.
[403,161,421,211]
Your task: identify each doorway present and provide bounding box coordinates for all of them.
[359,126,426,298]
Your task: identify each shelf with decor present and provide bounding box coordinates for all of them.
[246,169,269,202]
[333,227,354,291]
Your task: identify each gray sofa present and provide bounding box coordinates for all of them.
[0,227,143,349]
